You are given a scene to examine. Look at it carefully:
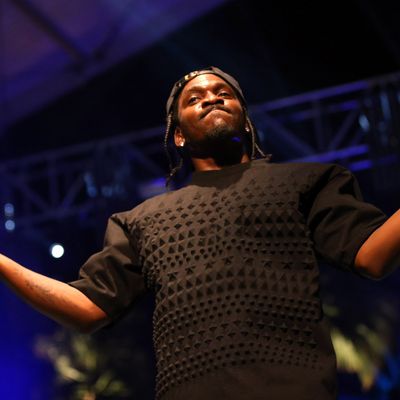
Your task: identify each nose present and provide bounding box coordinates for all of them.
[202,91,224,108]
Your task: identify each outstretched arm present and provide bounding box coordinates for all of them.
[0,253,108,333]
[355,209,400,279]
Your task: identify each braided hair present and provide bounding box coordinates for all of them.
[164,110,184,188]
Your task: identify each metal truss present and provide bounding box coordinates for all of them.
[1,71,400,229]
[249,72,400,168]
[0,127,165,228]
[247,71,400,199]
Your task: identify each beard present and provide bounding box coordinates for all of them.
[186,118,247,166]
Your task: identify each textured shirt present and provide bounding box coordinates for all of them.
[69,159,387,400]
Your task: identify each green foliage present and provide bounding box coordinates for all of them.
[325,299,398,391]
[35,330,131,399]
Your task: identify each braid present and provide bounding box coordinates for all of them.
[245,114,268,159]
[164,112,184,189]
[249,118,256,159]
[164,113,174,171]
[166,157,184,188]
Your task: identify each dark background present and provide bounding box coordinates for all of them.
[1,1,400,399]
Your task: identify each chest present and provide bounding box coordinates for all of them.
[134,178,312,290]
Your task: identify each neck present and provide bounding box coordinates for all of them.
[192,152,250,172]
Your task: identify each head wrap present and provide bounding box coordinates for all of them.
[166,66,246,116]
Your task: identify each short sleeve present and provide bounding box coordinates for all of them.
[306,165,387,271]
[68,213,147,320]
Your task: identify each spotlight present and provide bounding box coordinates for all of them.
[358,114,370,133]
[4,203,15,217]
[50,243,64,259]
[5,220,15,232]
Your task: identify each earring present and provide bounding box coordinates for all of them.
[245,126,250,132]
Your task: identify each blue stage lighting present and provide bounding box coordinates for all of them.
[50,243,64,259]
[4,203,14,217]
[4,220,15,232]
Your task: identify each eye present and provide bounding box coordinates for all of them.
[219,91,232,98]
[188,96,199,104]
[187,93,201,105]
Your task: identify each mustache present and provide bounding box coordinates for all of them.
[200,105,231,119]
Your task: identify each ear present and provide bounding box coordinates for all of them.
[174,126,185,147]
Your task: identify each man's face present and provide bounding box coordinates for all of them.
[174,74,246,156]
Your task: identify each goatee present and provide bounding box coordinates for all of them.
[188,125,246,166]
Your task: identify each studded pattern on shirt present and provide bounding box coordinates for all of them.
[70,160,387,400]
[131,164,325,398]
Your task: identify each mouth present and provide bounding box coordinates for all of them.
[201,105,231,119]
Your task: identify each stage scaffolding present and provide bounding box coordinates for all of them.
[1,71,400,229]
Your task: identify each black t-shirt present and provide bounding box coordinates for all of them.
[69,159,387,400]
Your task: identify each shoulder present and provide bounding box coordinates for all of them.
[251,158,346,174]
[272,161,347,176]
[250,159,349,187]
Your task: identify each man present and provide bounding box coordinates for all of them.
[0,67,399,400]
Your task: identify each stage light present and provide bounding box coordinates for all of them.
[84,172,98,197]
[5,220,15,231]
[4,203,15,217]
[358,114,370,132]
[50,243,64,259]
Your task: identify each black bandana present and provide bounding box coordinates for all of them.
[166,66,246,116]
